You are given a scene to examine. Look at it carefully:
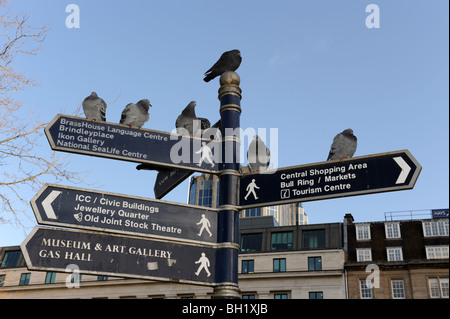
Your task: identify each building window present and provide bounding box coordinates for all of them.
[271,232,293,250]
[70,273,82,284]
[273,258,286,272]
[356,248,372,262]
[309,292,323,299]
[45,272,56,284]
[0,274,5,287]
[97,275,108,281]
[1,250,21,268]
[356,224,371,240]
[242,260,254,274]
[425,246,449,260]
[302,229,325,249]
[360,280,373,299]
[242,294,256,299]
[391,280,405,299]
[429,278,449,298]
[244,208,262,218]
[422,220,449,237]
[308,257,322,271]
[441,278,449,298]
[198,180,213,207]
[385,222,401,239]
[241,233,262,252]
[387,247,403,261]
[19,273,31,286]
[188,179,197,205]
[274,293,289,299]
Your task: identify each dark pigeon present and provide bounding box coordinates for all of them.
[327,129,357,161]
[120,99,151,128]
[82,92,107,121]
[175,101,210,136]
[204,50,242,82]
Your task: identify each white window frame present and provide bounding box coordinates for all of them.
[425,246,449,260]
[387,247,403,261]
[360,279,373,299]
[356,224,371,240]
[356,248,372,262]
[385,222,401,239]
[422,220,449,237]
[391,279,406,299]
[429,278,449,299]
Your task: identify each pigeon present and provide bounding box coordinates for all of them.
[175,101,210,136]
[327,129,357,161]
[82,92,107,121]
[247,135,271,172]
[203,49,242,82]
[119,99,151,128]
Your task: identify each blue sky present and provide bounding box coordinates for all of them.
[1,0,448,246]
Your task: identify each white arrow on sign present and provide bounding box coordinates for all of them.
[41,190,61,220]
[393,157,411,184]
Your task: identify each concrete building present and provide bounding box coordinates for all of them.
[0,218,344,299]
[1,214,447,299]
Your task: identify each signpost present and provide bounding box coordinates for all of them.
[20,70,423,299]
[45,114,220,173]
[239,150,421,209]
[21,227,217,286]
[31,184,217,245]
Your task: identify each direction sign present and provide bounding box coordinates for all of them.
[45,114,220,173]
[31,184,218,245]
[239,150,421,209]
[21,227,217,286]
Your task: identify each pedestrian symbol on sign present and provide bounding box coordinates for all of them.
[195,253,211,277]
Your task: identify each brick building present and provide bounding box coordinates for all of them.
[344,214,449,299]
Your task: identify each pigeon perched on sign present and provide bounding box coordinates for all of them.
[247,135,271,173]
[175,101,210,136]
[327,129,357,161]
[119,99,151,128]
[203,50,242,82]
[82,92,107,121]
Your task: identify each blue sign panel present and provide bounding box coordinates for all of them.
[45,114,220,173]
[432,209,449,219]
[240,150,421,209]
[21,227,217,285]
[31,184,218,245]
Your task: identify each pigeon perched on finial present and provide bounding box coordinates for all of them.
[82,92,107,121]
[247,135,271,173]
[119,99,151,128]
[175,101,210,136]
[327,129,357,161]
[204,50,242,82]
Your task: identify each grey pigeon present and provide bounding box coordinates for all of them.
[120,99,151,128]
[175,101,210,136]
[204,49,242,82]
[82,92,107,121]
[247,135,271,172]
[327,129,357,161]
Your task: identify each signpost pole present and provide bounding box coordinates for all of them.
[213,71,242,299]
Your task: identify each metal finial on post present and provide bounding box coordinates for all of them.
[213,71,242,299]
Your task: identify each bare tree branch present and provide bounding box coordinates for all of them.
[1,0,91,226]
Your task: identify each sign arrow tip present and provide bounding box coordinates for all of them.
[393,156,411,184]
[42,190,62,220]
